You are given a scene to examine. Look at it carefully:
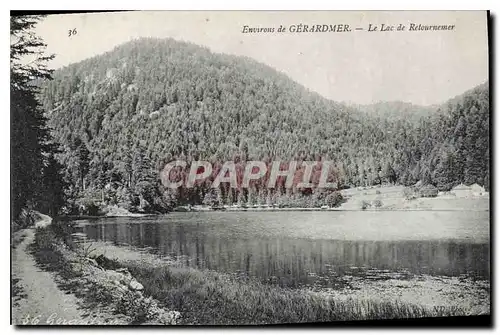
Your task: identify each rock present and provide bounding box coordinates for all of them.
[104,205,134,217]
[85,257,100,268]
[34,212,52,228]
[117,283,129,293]
[158,311,181,325]
[128,279,144,291]
[94,254,121,269]
[115,268,132,278]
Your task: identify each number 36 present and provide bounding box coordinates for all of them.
[68,28,77,37]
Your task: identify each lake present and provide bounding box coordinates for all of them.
[78,211,490,289]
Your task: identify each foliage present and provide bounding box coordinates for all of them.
[360,200,370,210]
[74,195,102,216]
[36,38,489,208]
[12,209,38,231]
[11,15,66,220]
[202,189,221,208]
[325,192,344,208]
[419,184,439,198]
[402,187,417,200]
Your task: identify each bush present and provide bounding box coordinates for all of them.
[325,192,344,208]
[50,220,78,248]
[84,202,101,216]
[116,187,134,211]
[360,200,370,210]
[375,190,381,195]
[74,196,102,216]
[12,209,37,231]
[419,184,438,198]
[372,199,383,208]
[402,187,417,200]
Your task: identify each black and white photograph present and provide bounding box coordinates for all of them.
[10,10,490,326]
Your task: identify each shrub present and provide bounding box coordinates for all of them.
[419,184,438,198]
[372,199,383,208]
[50,220,78,248]
[116,187,134,211]
[325,192,344,208]
[75,197,102,216]
[13,209,37,231]
[375,190,381,195]
[402,187,417,200]
[360,200,370,210]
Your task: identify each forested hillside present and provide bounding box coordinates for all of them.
[39,38,489,213]
[353,101,437,121]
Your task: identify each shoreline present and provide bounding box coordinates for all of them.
[57,213,157,220]
[60,206,489,221]
[59,185,490,219]
[175,207,489,213]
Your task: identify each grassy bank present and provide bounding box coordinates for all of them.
[123,261,467,325]
[30,225,180,325]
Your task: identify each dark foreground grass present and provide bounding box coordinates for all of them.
[124,261,466,325]
[30,227,77,280]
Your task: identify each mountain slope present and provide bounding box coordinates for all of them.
[40,38,489,212]
[352,101,437,121]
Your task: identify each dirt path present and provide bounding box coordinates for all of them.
[12,213,131,326]
[11,227,94,325]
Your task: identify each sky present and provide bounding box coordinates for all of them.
[34,11,489,106]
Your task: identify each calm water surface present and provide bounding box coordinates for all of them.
[79,211,490,288]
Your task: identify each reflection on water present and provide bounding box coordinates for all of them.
[80,212,490,288]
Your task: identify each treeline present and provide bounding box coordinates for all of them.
[38,37,489,214]
[161,160,345,209]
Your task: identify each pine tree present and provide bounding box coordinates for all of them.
[41,152,67,216]
[382,161,397,184]
[11,15,63,220]
[432,150,454,191]
[73,137,90,191]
